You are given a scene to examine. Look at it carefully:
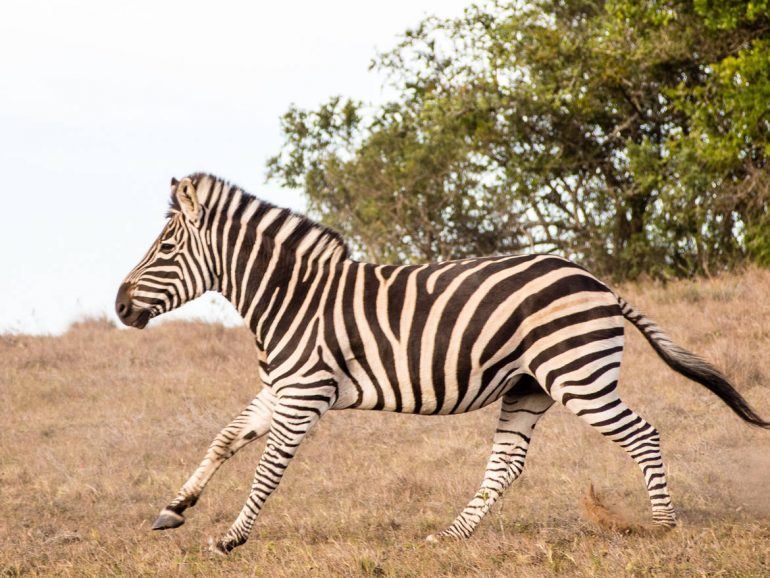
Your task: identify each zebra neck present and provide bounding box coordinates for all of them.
[205,184,348,345]
[222,235,346,350]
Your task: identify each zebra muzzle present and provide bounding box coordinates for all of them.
[115,283,151,329]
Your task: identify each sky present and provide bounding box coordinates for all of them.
[0,0,469,334]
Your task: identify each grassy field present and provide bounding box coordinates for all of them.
[2,269,770,577]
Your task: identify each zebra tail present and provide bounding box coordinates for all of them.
[616,295,770,429]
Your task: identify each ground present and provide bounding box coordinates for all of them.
[1,269,769,577]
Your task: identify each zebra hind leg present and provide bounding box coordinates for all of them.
[152,389,275,530]
[427,382,554,541]
[556,373,677,529]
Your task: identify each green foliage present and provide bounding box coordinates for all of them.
[268,0,770,278]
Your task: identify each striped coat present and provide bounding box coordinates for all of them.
[116,173,769,554]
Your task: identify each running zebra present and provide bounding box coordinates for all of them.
[116,173,769,554]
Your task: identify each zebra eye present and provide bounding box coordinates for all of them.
[160,242,176,253]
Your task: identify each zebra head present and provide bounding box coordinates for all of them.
[116,177,214,328]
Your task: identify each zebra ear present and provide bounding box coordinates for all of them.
[175,178,201,224]
[170,177,179,187]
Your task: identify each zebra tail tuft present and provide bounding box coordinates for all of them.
[617,295,770,429]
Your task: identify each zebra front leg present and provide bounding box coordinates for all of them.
[428,387,554,541]
[213,386,333,554]
[152,388,276,530]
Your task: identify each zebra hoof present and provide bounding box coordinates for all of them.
[651,511,677,532]
[426,530,462,543]
[426,532,454,543]
[208,537,232,556]
[152,509,185,530]
[651,522,677,534]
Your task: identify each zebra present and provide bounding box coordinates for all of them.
[115,173,769,554]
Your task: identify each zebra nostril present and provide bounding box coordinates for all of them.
[115,282,135,322]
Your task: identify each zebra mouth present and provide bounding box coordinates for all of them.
[116,303,152,329]
[131,309,152,329]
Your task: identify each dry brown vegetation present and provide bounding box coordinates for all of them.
[2,269,770,577]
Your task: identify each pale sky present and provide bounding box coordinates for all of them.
[0,0,469,334]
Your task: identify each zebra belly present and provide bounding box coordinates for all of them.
[331,348,527,415]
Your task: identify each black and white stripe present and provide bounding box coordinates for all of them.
[116,173,769,553]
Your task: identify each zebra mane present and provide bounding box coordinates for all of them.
[169,172,349,259]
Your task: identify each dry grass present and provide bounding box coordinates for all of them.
[2,268,770,577]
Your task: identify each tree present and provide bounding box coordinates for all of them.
[267,0,770,278]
